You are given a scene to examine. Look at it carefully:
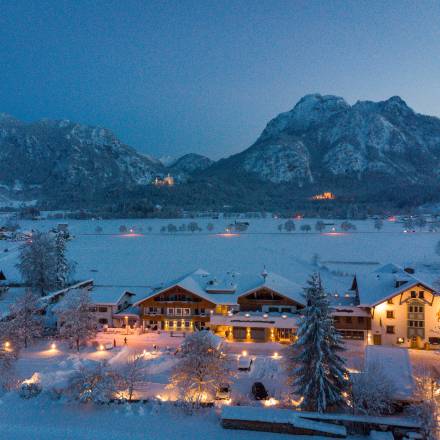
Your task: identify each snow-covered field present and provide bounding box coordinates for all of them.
[0,216,438,290]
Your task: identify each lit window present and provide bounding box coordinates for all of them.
[386,311,394,319]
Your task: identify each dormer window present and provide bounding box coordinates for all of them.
[387,299,393,304]
[410,291,417,298]
[419,291,424,299]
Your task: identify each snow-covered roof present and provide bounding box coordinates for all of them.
[221,406,347,437]
[350,264,436,307]
[133,269,305,307]
[89,286,141,305]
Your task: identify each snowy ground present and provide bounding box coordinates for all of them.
[1,216,438,438]
[1,216,438,292]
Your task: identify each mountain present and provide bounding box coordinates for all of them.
[2,94,440,214]
[168,153,213,181]
[206,94,440,189]
[0,115,165,204]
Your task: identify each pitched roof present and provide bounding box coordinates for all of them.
[133,269,306,307]
[350,264,436,307]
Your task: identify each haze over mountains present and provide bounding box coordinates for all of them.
[1,94,440,213]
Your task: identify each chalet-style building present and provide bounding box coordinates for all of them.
[41,263,439,349]
[134,269,305,342]
[331,263,439,348]
[133,264,439,348]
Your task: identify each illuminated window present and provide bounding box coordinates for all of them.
[386,311,394,319]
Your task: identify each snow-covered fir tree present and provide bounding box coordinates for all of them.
[55,289,97,351]
[2,290,43,348]
[286,272,349,413]
[54,232,75,289]
[171,330,232,407]
[16,231,58,295]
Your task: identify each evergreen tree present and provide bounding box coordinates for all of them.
[288,273,349,413]
[55,233,75,289]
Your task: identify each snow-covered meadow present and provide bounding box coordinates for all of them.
[1,216,438,290]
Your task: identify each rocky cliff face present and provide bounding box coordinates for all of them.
[208,94,440,186]
[0,115,165,200]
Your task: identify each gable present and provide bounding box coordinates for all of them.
[373,282,436,307]
[238,287,303,308]
[137,285,216,307]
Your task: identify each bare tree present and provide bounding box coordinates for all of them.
[351,363,396,415]
[67,361,118,403]
[2,290,43,348]
[16,231,58,296]
[187,222,200,233]
[116,352,147,401]
[0,347,19,391]
[315,221,326,233]
[373,218,383,231]
[55,289,97,351]
[415,217,427,231]
[171,331,233,407]
[341,221,356,231]
[284,220,296,232]
[407,365,439,439]
[167,223,177,233]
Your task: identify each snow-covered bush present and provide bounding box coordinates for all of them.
[20,374,42,399]
[171,331,232,408]
[351,363,396,415]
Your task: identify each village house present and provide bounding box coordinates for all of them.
[45,281,142,329]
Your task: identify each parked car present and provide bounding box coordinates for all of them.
[238,356,253,371]
[215,384,231,400]
[251,382,268,400]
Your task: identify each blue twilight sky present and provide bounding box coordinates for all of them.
[0,0,439,160]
